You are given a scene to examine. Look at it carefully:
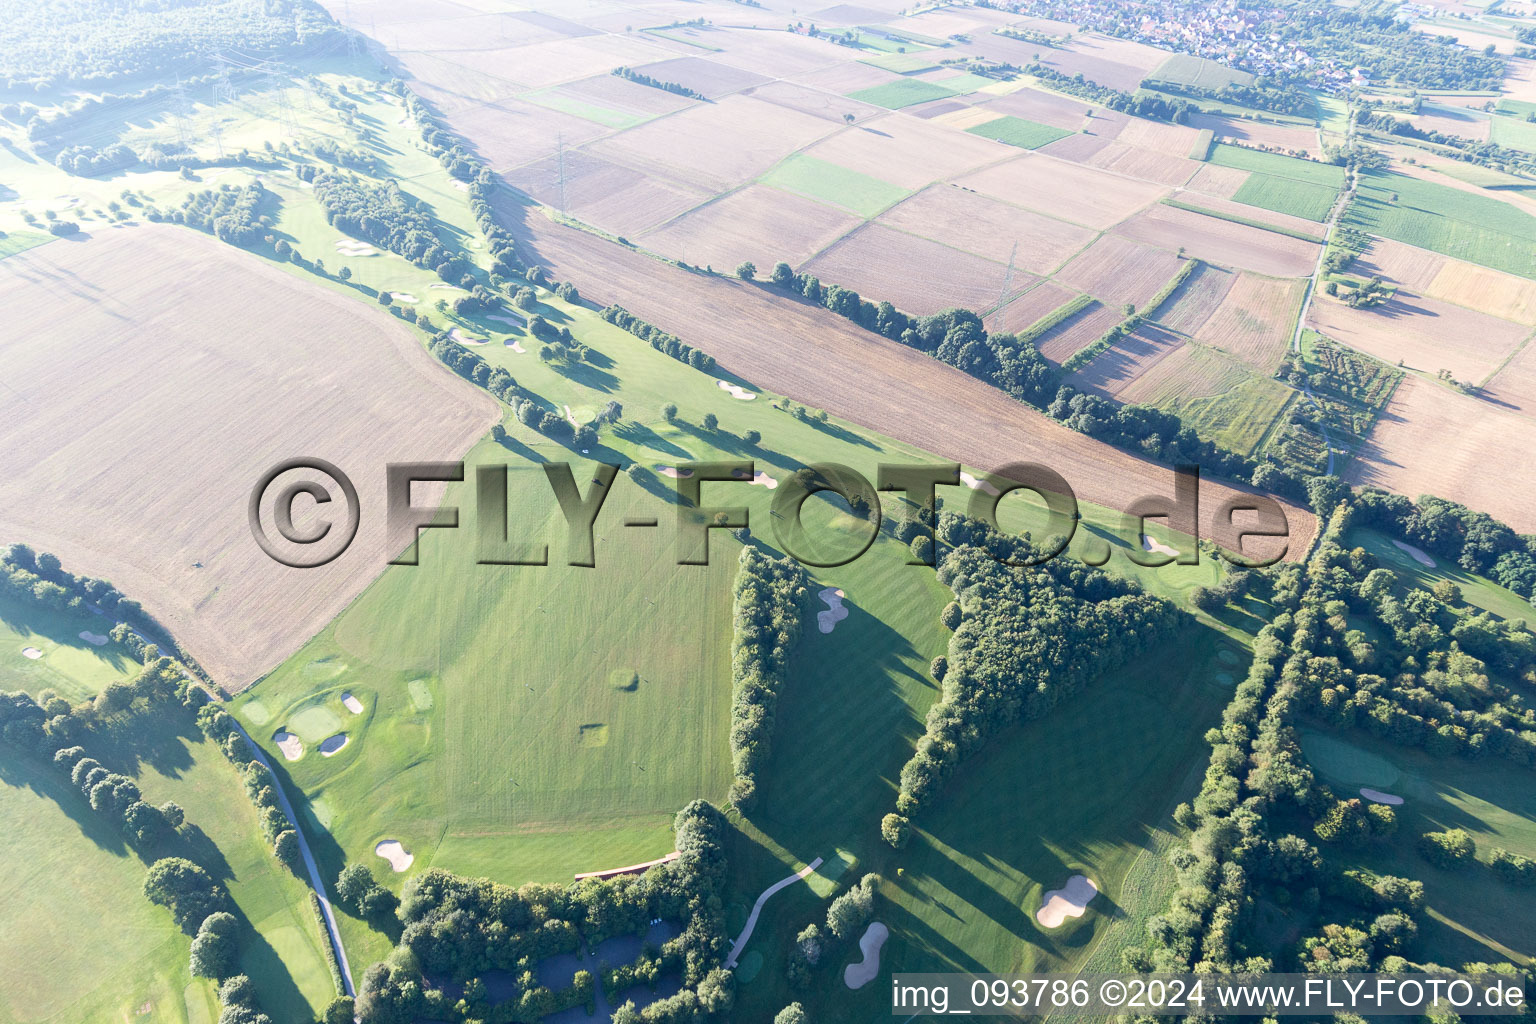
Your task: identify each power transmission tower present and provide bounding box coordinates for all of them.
[998,240,1017,306]
[556,133,567,216]
[209,121,225,159]
[171,76,195,152]
[210,52,239,104]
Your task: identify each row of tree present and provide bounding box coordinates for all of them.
[600,305,717,373]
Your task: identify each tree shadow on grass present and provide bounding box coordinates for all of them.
[547,357,619,393]
[0,753,135,858]
[230,904,314,1024]
[612,421,691,460]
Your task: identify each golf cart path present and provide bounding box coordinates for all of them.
[724,856,823,968]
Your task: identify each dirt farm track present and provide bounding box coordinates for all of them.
[499,201,1315,558]
[0,226,499,690]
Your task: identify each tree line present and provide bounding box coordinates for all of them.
[611,67,704,100]
[600,306,718,374]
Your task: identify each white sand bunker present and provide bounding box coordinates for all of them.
[341,692,365,715]
[818,587,849,634]
[1142,534,1179,558]
[564,405,584,427]
[960,471,1001,496]
[450,327,487,346]
[389,292,419,304]
[21,646,42,660]
[505,339,526,353]
[487,314,524,327]
[731,467,777,489]
[334,239,376,257]
[427,283,461,291]
[78,631,108,646]
[717,380,756,400]
[375,839,414,872]
[1360,787,1404,806]
[843,921,888,990]
[453,180,471,192]
[658,466,695,479]
[319,734,350,757]
[1391,539,1436,567]
[1037,875,1097,928]
[273,730,304,761]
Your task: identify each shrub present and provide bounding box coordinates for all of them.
[1490,848,1536,886]
[1418,828,1476,870]
[881,813,910,849]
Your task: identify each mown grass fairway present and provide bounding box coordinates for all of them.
[965,115,1074,150]
[1348,527,1534,624]
[0,709,335,1023]
[1232,171,1338,221]
[1208,143,1346,188]
[759,153,910,217]
[1343,169,1536,278]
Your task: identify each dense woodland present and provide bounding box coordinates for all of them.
[1136,486,1536,979]
[0,0,341,88]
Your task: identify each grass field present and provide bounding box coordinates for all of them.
[0,230,52,259]
[964,114,1073,150]
[1496,99,1536,118]
[1490,112,1536,153]
[1146,53,1255,90]
[758,153,909,217]
[1207,143,1346,188]
[1140,351,1297,455]
[0,589,138,702]
[1232,172,1338,222]
[846,78,957,109]
[0,709,336,1023]
[1343,169,1536,279]
[1299,726,1536,966]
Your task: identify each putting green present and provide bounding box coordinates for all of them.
[1301,730,1400,788]
[736,950,764,984]
[287,704,344,743]
[407,678,434,712]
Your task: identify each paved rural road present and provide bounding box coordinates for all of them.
[228,717,356,997]
[724,856,824,968]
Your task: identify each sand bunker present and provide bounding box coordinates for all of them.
[453,181,471,192]
[506,339,526,353]
[1391,539,1436,567]
[375,839,413,872]
[273,730,304,761]
[818,587,849,634]
[487,314,525,328]
[717,380,756,400]
[730,467,778,489]
[658,466,695,479]
[341,692,365,715]
[78,631,108,646]
[389,292,419,304]
[450,327,487,346]
[1036,875,1097,928]
[21,646,42,660]
[319,733,350,757]
[959,471,1001,496]
[1360,787,1404,806]
[333,239,376,257]
[843,921,888,990]
[1142,535,1180,558]
[427,283,460,291]
[564,405,584,427]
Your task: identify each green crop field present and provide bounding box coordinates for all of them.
[521,88,648,130]
[1496,99,1536,118]
[1232,171,1338,222]
[846,78,958,109]
[1343,169,1536,279]
[759,154,910,217]
[1490,112,1536,154]
[965,115,1073,150]
[1207,143,1346,188]
[0,709,336,1023]
[858,51,941,74]
[0,230,53,260]
[1147,53,1255,90]
[0,589,138,702]
[1141,350,1298,456]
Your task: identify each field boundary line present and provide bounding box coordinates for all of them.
[724,856,824,968]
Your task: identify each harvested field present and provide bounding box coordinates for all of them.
[914,99,985,122]
[1116,116,1206,154]
[1035,301,1125,364]
[437,33,675,89]
[502,150,710,238]
[705,27,854,77]
[1121,346,1296,454]
[801,222,1028,315]
[873,185,1097,273]
[588,94,837,193]
[626,56,771,99]
[1505,57,1536,104]
[974,85,1092,130]
[745,80,885,122]
[1070,323,1187,398]
[1038,34,1169,92]
[983,280,1082,335]
[394,50,524,112]
[1307,291,1529,382]
[956,153,1168,230]
[497,201,1312,555]
[1153,262,1237,334]
[1412,103,1492,142]
[1346,376,1536,531]
[0,227,497,690]
[1115,203,1320,276]
[1484,338,1536,412]
[1185,164,1250,200]
[1353,236,1449,290]
[1169,192,1327,240]
[792,60,905,96]
[1085,141,1202,187]
[447,95,606,170]
[1188,113,1318,156]
[1426,258,1536,324]
[559,72,700,116]
[638,185,861,272]
[1054,234,1185,308]
[1037,132,1114,162]
[799,114,1006,189]
[1194,274,1307,371]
